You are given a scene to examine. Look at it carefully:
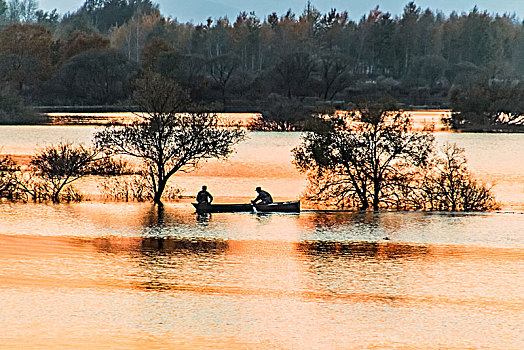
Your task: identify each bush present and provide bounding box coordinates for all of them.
[0,89,47,125]
[99,174,183,202]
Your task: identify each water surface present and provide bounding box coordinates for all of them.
[1,125,523,349]
[1,127,522,208]
[0,203,523,349]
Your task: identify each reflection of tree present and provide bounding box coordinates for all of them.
[139,237,228,254]
[91,236,228,255]
[141,203,165,227]
[298,241,430,260]
[89,205,229,292]
[300,211,380,229]
[297,240,431,299]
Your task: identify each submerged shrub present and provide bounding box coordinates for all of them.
[30,143,99,203]
[99,175,183,202]
[420,143,499,211]
[0,155,19,200]
[85,155,133,176]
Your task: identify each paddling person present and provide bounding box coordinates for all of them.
[196,185,213,205]
[251,187,273,205]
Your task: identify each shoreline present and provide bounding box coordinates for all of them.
[3,109,522,132]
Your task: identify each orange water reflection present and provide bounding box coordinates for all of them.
[46,111,449,130]
[1,203,523,348]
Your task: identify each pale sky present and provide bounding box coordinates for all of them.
[39,0,524,23]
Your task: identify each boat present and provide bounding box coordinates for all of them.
[253,201,300,213]
[192,202,253,213]
[192,200,301,213]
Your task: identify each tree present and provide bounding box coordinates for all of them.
[421,143,498,211]
[95,73,246,205]
[141,37,173,71]
[77,0,158,34]
[449,77,524,131]
[274,51,316,98]
[317,53,350,100]
[0,23,52,93]
[49,49,138,105]
[0,155,19,200]
[0,0,7,21]
[397,2,421,74]
[110,9,162,63]
[293,97,434,211]
[35,9,59,28]
[207,53,239,107]
[5,0,38,23]
[249,96,315,131]
[156,52,207,97]
[30,143,100,203]
[61,31,111,61]
[0,87,42,124]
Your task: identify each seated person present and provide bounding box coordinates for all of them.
[251,186,273,205]
[196,185,213,204]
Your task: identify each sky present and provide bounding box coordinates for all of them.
[39,0,524,23]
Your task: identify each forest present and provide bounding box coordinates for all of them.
[1,0,524,130]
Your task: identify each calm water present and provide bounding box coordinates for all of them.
[1,126,523,349]
[1,126,523,208]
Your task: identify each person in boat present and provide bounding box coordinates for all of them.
[251,187,273,205]
[196,185,213,205]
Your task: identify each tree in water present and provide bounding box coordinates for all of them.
[0,154,19,200]
[420,143,499,211]
[30,143,99,203]
[293,97,434,211]
[95,72,246,205]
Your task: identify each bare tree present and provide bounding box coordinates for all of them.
[30,143,99,203]
[0,154,19,200]
[293,97,434,211]
[421,143,499,211]
[95,73,246,205]
[249,96,314,131]
[207,53,239,107]
[318,53,350,100]
[275,52,316,98]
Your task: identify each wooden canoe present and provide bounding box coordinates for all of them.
[192,200,301,213]
[192,202,253,213]
[253,201,300,213]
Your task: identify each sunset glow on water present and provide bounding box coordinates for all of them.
[0,124,523,349]
[1,203,523,349]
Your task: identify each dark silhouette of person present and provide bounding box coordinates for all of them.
[196,185,213,204]
[251,186,273,205]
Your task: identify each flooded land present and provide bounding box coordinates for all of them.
[1,124,523,349]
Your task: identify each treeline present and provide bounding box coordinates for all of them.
[1,0,524,129]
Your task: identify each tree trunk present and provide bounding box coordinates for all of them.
[153,178,168,205]
[52,193,60,203]
[373,182,380,211]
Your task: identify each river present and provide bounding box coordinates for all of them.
[0,126,523,349]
